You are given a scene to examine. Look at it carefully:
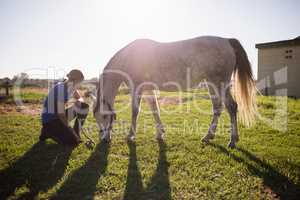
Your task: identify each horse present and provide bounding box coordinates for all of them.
[92,36,257,148]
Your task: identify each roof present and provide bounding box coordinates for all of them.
[255,36,300,49]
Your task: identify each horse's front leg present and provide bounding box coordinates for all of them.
[145,90,165,140]
[127,90,142,142]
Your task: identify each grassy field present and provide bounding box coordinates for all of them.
[0,88,300,199]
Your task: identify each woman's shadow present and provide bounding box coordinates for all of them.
[0,142,72,199]
[50,140,110,200]
[124,140,171,200]
[209,143,300,200]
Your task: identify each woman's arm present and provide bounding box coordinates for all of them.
[73,90,82,100]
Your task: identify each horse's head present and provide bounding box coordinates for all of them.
[84,89,116,141]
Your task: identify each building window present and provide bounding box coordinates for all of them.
[285,49,293,59]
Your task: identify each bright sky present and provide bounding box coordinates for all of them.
[0,0,299,79]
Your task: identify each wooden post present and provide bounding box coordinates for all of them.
[5,85,9,96]
[3,78,11,97]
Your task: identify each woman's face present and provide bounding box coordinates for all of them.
[72,79,82,89]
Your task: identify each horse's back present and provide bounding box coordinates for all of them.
[107,36,236,88]
[124,35,234,66]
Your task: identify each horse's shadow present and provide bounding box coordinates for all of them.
[0,142,72,199]
[50,140,110,200]
[209,143,300,199]
[124,140,171,200]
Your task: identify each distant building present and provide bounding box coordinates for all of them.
[256,36,300,97]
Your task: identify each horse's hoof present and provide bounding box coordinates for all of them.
[156,134,164,141]
[101,134,111,143]
[102,137,111,143]
[201,134,214,143]
[227,142,236,148]
[126,135,135,142]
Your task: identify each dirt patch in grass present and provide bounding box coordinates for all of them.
[158,96,184,105]
[114,95,187,106]
[20,87,48,94]
[157,95,210,105]
[0,103,42,116]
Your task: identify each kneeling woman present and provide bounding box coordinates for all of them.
[40,69,89,146]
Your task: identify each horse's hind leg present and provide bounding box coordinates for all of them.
[225,91,239,148]
[202,84,223,143]
[144,90,165,140]
[127,89,142,142]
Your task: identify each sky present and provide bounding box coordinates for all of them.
[0,0,299,80]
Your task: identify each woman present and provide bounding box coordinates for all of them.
[40,69,89,146]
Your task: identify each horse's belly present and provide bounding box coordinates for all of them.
[150,67,205,91]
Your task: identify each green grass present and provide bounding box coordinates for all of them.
[0,87,47,104]
[0,90,300,199]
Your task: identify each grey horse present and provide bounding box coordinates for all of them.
[92,36,257,148]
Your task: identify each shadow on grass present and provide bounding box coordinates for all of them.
[0,142,72,199]
[124,140,171,200]
[209,143,300,200]
[50,140,110,200]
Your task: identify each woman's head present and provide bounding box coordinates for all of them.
[66,69,84,87]
[67,69,84,82]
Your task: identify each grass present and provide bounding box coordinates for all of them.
[0,87,47,104]
[0,88,300,199]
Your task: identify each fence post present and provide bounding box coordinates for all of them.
[3,78,11,97]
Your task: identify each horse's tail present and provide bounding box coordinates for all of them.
[229,38,257,127]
